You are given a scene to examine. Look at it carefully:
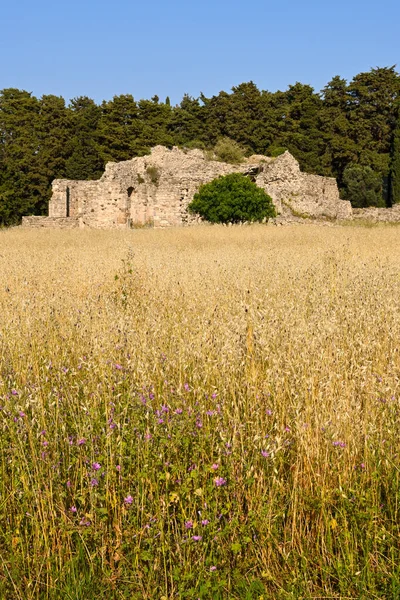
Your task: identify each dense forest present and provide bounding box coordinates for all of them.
[1,66,400,225]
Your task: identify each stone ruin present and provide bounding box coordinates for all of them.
[22,146,352,229]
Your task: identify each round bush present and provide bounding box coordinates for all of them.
[188,173,276,224]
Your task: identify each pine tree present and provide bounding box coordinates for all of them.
[278,83,325,174]
[98,94,144,162]
[0,88,41,225]
[65,97,104,180]
[137,96,174,150]
[168,94,209,147]
[389,103,400,205]
[33,95,71,212]
[347,66,400,179]
[319,76,357,183]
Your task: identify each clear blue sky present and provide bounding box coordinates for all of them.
[1,0,399,105]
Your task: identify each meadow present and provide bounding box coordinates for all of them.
[0,224,399,599]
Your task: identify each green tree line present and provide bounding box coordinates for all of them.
[1,66,400,225]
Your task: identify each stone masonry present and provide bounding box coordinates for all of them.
[22,146,352,229]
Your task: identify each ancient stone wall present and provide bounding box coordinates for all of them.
[50,179,127,228]
[21,216,80,228]
[23,146,352,229]
[254,152,351,220]
[352,205,400,222]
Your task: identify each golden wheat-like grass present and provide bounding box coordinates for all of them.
[0,224,399,599]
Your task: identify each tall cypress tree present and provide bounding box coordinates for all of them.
[389,103,400,205]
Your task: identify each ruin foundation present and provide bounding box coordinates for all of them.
[22,146,352,229]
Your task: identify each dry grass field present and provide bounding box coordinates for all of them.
[1,224,400,599]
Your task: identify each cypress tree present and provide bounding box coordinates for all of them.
[389,103,400,205]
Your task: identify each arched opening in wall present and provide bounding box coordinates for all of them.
[66,187,70,217]
[126,187,134,227]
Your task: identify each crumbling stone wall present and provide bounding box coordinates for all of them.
[256,152,351,220]
[24,146,352,229]
[50,180,127,228]
[21,216,79,228]
[352,205,400,222]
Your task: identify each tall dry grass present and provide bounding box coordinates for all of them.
[0,224,399,599]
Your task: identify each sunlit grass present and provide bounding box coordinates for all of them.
[0,225,400,599]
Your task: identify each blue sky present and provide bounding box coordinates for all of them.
[1,0,399,105]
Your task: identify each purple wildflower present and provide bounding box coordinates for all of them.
[192,535,202,541]
[261,450,269,458]
[124,495,133,505]
[210,566,217,571]
[92,462,101,471]
[69,506,77,513]
[184,520,193,529]
[211,463,219,470]
[175,408,183,414]
[77,438,86,446]
[90,478,99,487]
[116,465,121,472]
[201,519,210,526]
[115,364,123,370]
[184,383,190,392]
[214,477,227,487]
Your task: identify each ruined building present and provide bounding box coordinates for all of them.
[22,146,352,229]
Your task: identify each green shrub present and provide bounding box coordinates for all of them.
[182,139,207,151]
[188,173,276,224]
[146,165,160,185]
[343,164,384,208]
[213,138,245,164]
[268,146,287,157]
